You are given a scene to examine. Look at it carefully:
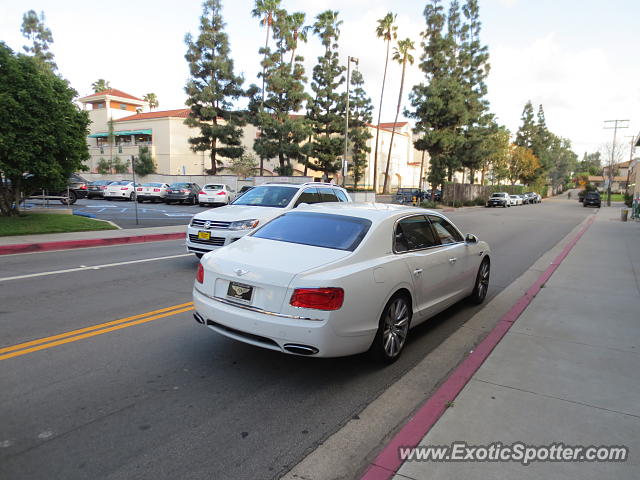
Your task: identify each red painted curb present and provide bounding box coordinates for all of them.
[361,214,596,480]
[0,232,185,256]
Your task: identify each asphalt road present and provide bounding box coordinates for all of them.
[24,197,208,229]
[0,198,592,480]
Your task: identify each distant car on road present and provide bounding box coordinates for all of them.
[486,192,510,208]
[186,182,351,258]
[87,180,114,199]
[583,191,601,208]
[523,192,540,204]
[165,183,201,205]
[104,181,139,201]
[425,189,442,201]
[509,195,523,206]
[136,182,170,203]
[393,188,424,205]
[193,203,491,362]
[198,184,237,207]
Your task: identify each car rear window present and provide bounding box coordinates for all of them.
[253,212,372,251]
[232,185,297,208]
[142,182,163,187]
[169,183,190,188]
[112,181,130,186]
[204,184,224,190]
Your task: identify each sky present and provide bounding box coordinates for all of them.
[1,0,639,159]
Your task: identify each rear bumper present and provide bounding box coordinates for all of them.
[193,288,373,358]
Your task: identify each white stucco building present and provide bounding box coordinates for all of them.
[79,88,428,191]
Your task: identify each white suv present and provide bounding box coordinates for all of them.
[186,183,352,257]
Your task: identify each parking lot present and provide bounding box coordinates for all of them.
[24,197,214,229]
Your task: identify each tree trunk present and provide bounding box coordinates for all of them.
[372,39,391,193]
[469,168,475,184]
[382,60,407,194]
[418,150,426,191]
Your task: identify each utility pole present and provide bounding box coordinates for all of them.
[603,119,629,207]
[342,56,359,188]
[623,135,636,196]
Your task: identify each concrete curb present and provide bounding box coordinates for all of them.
[359,213,597,480]
[0,232,185,256]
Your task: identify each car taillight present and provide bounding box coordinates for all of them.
[180,189,187,193]
[137,188,143,191]
[196,263,204,284]
[290,288,344,311]
[121,187,128,190]
[101,186,107,190]
[154,188,161,192]
[216,191,226,195]
[80,185,87,190]
[199,191,206,195]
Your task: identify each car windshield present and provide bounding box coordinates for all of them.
[203,184,224,190]
[253,212,372,251]
[231,185,297,208]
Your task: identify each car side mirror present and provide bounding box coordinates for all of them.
[465,233,478,244]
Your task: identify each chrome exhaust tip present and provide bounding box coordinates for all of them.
[283,344,319,356]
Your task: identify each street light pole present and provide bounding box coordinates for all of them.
[343,56,359,188]
[131,154,139,225]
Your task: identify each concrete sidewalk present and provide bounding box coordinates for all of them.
[382,207,640,479]
[0,225,187,255]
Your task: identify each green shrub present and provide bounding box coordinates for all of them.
[420,200,438,209]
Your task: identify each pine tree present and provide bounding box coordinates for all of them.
[515,101,535,149]
[305,10,346,181]
[184,0,245,175]
[21,10,56,70]
[248,8,310,174]
[133,146,156,176]
[347,70,373,189]
[408,0,468,189]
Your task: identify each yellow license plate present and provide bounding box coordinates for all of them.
[198,231,210,240]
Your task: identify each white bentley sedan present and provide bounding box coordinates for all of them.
[193,203,491,363]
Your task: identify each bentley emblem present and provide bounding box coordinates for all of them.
[204,221,212,229]
[231,285,250,296]
[234,268,248,276]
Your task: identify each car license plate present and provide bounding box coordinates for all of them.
[227,282,253,302]
[198,231,210,240]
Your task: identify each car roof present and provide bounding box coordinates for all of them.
[257,182,346,190]
[294,202,441,223]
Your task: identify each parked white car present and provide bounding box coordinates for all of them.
[136,182,169,203]
[509,195,523,206]
[186,182,352,258]
[104,181,139,201]
[198,184,237,207]
[193,203,491,362]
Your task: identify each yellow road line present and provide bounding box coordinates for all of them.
[0,302,194,360]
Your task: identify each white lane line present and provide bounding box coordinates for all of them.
[0,254,193,282]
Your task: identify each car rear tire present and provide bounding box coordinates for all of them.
[60,190,77,205]
[369,293,412,364]
[469,258,490,305]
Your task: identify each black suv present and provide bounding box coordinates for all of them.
[583,191,601,208]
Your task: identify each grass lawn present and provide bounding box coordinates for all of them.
[602,193,625,202]
[0,213,118,237]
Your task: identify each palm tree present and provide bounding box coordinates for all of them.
[382,38,415,194]
[251,0,282,176]
[287,12,309,65]
[372,13,397,193]
[91,78,110,93]
[312,10,342,48]
[143,93,159,110]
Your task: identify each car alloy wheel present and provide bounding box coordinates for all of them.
[371,294,411,363]
[470,259,490,305]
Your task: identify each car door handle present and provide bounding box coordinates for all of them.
[449,258,457,264]
[413,268,423,276]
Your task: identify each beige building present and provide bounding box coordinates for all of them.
[79,88,426,190]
